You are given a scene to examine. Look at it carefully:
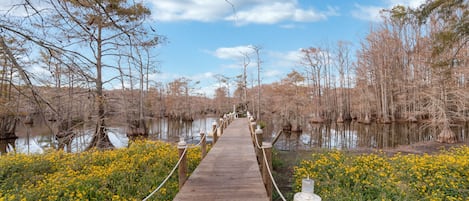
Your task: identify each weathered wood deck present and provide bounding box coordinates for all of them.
[173,118,269,201]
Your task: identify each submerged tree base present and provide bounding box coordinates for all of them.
[126,119,149,140]
[0,115,18,140]
[437,127,457,144]
[87,134,114,150]
[0,133,17,140]
[86,120,114,150]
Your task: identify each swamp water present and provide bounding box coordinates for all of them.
[2,118,468,154]
[272,121,469,151]
[0,117,219,154]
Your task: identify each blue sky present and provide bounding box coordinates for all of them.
[145,0,425,96]
[1,0,426,97]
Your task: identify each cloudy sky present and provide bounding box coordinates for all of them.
[0,0,426,96]
[144,0,425,96]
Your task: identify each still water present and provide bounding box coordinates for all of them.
[1,117,219,154]
[2,118,469,154]
[272,121,469,151]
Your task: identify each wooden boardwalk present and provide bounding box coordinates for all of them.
[173,118,269,201]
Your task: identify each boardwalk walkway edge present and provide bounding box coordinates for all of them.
[173,118,269,201]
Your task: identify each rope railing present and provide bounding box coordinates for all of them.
[142,132,211,201]
[142,112,235,201]
[262,146,286,201]
[142,145,188,201]
[247,111,287,201]
[192,132,207,147]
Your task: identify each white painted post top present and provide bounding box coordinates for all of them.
[293,192,321,201]
[178,137,187,148]
[255,127,263,135]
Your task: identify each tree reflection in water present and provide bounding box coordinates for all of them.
[1,117,219,154]
[272,121,469,151]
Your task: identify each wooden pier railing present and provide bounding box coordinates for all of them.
[173,116,269,201]
[143,112,287,201]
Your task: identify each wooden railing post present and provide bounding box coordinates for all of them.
[178,137,187,189]
[262,142,273,200]
[200,130,206,159]
[255,126,263,164]
[250,122,256,142]
[217,126,222,139]
[223,115,228,128]
[219,118,224,135]
[249,115,256,134]
[255,125,263,149]
[212,121,218,144]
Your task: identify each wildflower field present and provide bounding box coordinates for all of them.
[0,141,201,201]
[294,146,469,201]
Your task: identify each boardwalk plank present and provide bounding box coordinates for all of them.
[173,118,269,201]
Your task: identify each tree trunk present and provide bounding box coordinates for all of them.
[87,20,112,150]
[437,126,457,143]
[0,115,17,140]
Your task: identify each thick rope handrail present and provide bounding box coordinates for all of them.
[142,145,188,201]
[248,116,286,201]
[247,117,262,150]
[142,114,234,201]
[262,147,286,201]
[190,133,206,147]
[142,127,211,200]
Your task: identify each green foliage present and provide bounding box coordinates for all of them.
[271,149,284,169]
[257,120,267,129]
[414,0,468,56]
[294,147,469,201]
[0,141,201,201]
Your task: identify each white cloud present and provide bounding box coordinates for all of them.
[153,72,176,83]
[264,69,283,78]
[144,71,219,97]
[268,49,303,68]
[147,0,229,22]
[351,4,384,22]
[147,0,334,25]
[352,0,426,22]
[29,65,50,76]
[194,83,218,97]
[389,0,426,9]
[225,2,327,25]
[190,72,215,81]
[212,45,255,60]
[154,71,215,84]
[221,63,242,69]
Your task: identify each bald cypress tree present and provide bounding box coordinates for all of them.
[0,0,158,149]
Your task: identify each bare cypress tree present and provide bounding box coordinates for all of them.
[397,0,468,143]
[0,0,158,149]
[335,41,353,122]
[300,47,324,123]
